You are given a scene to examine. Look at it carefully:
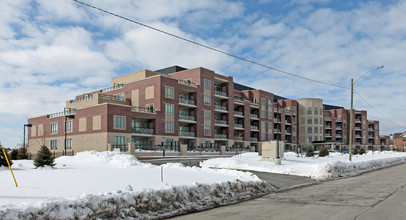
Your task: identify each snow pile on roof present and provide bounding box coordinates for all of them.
[55,150,144,168]
[201,151,406,180]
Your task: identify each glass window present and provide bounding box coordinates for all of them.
[343,114,347,120]
[114,136,125,147]
[66,139,72,150]
[268,110,272,119]
[51,123,58,134]
[307,107,312,115]
[204,95,211,105]
[268,100,272,107]
[261,110,266,118]
[165,121,174,133]
[308,127,312,133]
[314,118,318,124]
[165,104,174,115]
[320,108,322,115]
[113,116,126,129]
[50,140,57,150]
[261,98,266,106]
[204,110,211,120]
[314,108,318,115]
[204,126,211,136]
[204,79,211,90]
[307,117,312,124]
[165,86,174,99]
[65,121,73,133]
[320,117,323,124]
[315,126,318,133]
[315,136,318,141]
[343,123,347,128]
[308,136,312,143]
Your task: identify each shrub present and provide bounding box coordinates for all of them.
[34,145,55,168]
[17,147,28,160]
[319,146,329,157]
[353,147,359,155]
[306,147,314,157]
[0,149,13,167]
[10,149,19,160]
[359,147,366,155]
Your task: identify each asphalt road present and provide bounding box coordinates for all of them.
[171,163,406,220]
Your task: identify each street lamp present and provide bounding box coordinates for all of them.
[349,66,384,161]
[23,124,32,153]
[64,115,75,156]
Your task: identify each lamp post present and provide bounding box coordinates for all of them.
[64,115,75,156]
[23,124,32,152]
[349,66,384,161]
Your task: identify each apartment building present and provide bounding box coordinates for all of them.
[393,132,406,151]
[27,66,299,156]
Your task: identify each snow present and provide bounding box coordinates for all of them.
[0,151,271,219]
[201,151,406,180]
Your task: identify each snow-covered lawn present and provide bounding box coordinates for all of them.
[201,151,406,180]
[0,151,271,219]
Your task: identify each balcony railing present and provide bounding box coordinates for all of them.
[234,96,245,102]
[132,127,154,135]
[132,106,154,114]
[325,133,332,137]
[215,119,228,125]
[355,127,361,130]
[274,129,281,133]
[101,84,124,93]
[113,144,127,152]
[234,124,243,129]
[100,94,125,102]
[179,98,196,106]
[355,142,361,145]
[178,79,197,88]
[250,125,259,130]
[214,90,228,97]
[250,113,259,119]
[215,134,228,139]
[47,108,77,118]
[234,136,244,141]
[234,111,244,117]
[336,126,342,130]
[355,119,362,123]
[368,128,374,131]
[179,131,196,137]
[285,120,291,124]
[355,134,362,138]
[70,94,93,103]
[179,115,196,121]
[336,134,342,138]
[250,137,258,142]
[325,125,332,129]
[274,118,281,123]
[214,105,228,111]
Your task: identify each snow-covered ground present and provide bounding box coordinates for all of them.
[201,151,406,180]
[0,151,271,219]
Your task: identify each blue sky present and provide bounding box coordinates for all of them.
[1,0,405,148]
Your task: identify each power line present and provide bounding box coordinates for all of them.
[72,0,349,90]
[354,90,406,130]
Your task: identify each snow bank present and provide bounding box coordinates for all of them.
[0,181,274,220]
[55,151,144,168]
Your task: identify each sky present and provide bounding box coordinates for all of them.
[1,0,405,148]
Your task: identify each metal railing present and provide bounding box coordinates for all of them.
[214,105,228,111]
[179,98,196,106]
[178,79,197,88]
[234,111,243,116]
[250,137,258,142]
[179,115,196,121]
[214,90,228,97]
[250,125,259,130]
[113,144,127,152]
[132,106,155,114]
[234,96,245,102]
[250,113,259,118]
[70,94,93,103]
[132,127,154,135]
[215,119,228,125]
[234,124,243,128]
[101,84,124,93]
[179,131,196,137]
[215,134,228,139]
[47,109,77,118]
[234,136,244,141]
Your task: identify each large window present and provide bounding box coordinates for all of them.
[204,110,211,120]
[314,126,318,134]
[261,121,266,140]
[113,116,126,130]
[51,123,58,134]
[165,86,174,99]
[314,108,318,115]
[204,126,211,136]
[50,140,57,150]
[314,118,318,124]
[308,136,312,143]
[204,95,211,105]
[66,139,72,150]
[165,104,174,115]
[307,107,312,115]
[308,127,312,133]
[65,121,73,133]
[307,117,312,124]
[113,136,125,151]
[165,122,174,133]
[204,79,211,90]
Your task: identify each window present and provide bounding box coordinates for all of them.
[113,116,126,129]
[204,110,211,120]
[146,104,154,113]
[165,121,174,133]
[261,110,266,118]
[50,140,57,150]
[343,123,347,128]
[343,114,347,120]
[293,136,296,142]
[268,110,272,119]
[315,136,318,141]
[315,127,318,134]
[314,108,318,115]
[293,106,297,114]
[65,121,73,133]
[204,79,211,90]
[307,107,312,115]
[320,108,322,115]
[51,123,58,134]
[308,127,312,133]
[307,117,312,124]
[261,121,266,140]
[165,86,174,99]
[165,104,174,115]
[204,126,211,136]
[114,136,125,149]
[375,124,379,130]
[314,118,318,124]
[320,118,323,124]
[114,94,124,101]
[261,98,266,106]
[268,100,273,107]
[204,95,211,105]
[66,139,72,150]
[308,136,312,143]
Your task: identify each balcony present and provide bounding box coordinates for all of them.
[214,90,228,98]
[368,128,374,131]
[234,124,244,129]
[325,125,332,129]
[250,101,259,108]
[178,79,197,88]
[132,106,155,114]
[325,116,332,121]
[234,136,244,141]
[250,113,259,119]
[179,98,196,107]
[285,130,291,135]
[274,118,281,123]
[355,142,361,145]
[250,125,259,131]
[274,129,281,133]
[355,119,362,123]
[214,105,228,112]
[336,126,342,130]
[178,115,196,122]
[101,84,124,93]
[215,119,228,127]
[368,135,374,138]
[234,111,244,117]
[325,133,332,137]
[234,96,245,103]
[70,94,93,103]
[179,131,196,138]
[336,134,342,138]
[285,120,291,124]
[250,137,258,142]
[355,134,361,138]
[355,126,361,130]
[132,127,154,135]
[215,134,228,140]
[47,108,77,118]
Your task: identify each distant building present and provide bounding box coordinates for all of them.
[393,132,406,151]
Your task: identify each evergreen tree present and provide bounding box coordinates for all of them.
[319,146,329,157]
[0,149,13,167]
[34,145,55,168]
[359,147,366,155]
[17,147,28,160]
[10,149,19,160]
[353,147,359,155]
[306,147,314,157]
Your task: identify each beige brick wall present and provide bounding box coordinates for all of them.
[145,86,154,99]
